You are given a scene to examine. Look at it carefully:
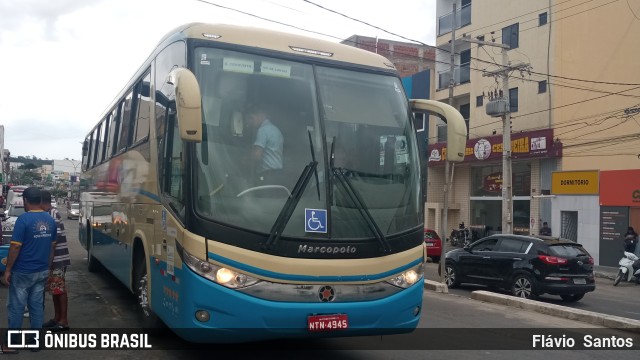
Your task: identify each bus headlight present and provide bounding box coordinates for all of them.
[183,249,261,289]
[386,263,424,288]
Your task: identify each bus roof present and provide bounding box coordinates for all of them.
[176,23,397,71]
[94,22,398,133]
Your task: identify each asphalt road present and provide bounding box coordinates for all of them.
[0,209,638,359]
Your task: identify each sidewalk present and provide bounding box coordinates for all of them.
[593,265,618,280]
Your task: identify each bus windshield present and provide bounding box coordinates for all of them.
[193,47,420,240]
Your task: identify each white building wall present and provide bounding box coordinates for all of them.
[550,195,600,264]
[53,159,81,175]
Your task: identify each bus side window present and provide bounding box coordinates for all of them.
[132,71,151,145]
[106,107,120,158]
[82,135,91,171]
[91,123,102,167]
[118,90,134,153]
[162,103,185,218]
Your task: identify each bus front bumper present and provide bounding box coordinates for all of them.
[151,261,423,343]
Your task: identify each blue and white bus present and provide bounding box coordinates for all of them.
[79,23,467,343]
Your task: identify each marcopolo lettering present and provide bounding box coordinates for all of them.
[298,245,357,254]
[560,179,589,186]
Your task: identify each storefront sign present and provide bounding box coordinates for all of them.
[600,207,628,242]
[599,206,629,267]
[551,170,599,195]
[483,172,502,193]
[427,128,561,166]
[600,169,640,206]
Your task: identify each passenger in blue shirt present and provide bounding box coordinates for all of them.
[246,103,284,185]
[2,187,56,352]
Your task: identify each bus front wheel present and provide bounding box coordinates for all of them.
[134,256,164,331]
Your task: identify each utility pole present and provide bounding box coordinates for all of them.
[462,36,530,234]
[440,2,456,283]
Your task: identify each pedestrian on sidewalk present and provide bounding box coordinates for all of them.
[1,187,57,353]
[624,227,638,253]
[41,190,71,332]
[540,221,552,236]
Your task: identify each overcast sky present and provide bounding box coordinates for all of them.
[0,0,436,161]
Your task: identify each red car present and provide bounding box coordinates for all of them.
[424,229,442,263]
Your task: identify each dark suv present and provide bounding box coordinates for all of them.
[442,234,595,302]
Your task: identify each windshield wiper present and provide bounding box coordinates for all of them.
[264,132,320,250]
[264,161,317,250]
[329,138,391,253]
[308,130,321,201]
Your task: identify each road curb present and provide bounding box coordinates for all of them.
[423,279,448,293]
[470,290,640,333]
[594,271,616,281]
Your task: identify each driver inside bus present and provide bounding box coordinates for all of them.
[245,103,284,185]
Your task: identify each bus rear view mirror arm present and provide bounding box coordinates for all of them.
[409,99,467,162]
[168,68,203,143]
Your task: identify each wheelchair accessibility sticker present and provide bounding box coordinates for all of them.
[305,209,327,233]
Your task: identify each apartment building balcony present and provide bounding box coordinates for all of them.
[436,63,471,90]
[437,2,472,37]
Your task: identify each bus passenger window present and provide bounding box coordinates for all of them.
[133,71,151,144]
[162,103,185,218]
[118,90,134,152]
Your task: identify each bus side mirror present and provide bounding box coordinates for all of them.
[409,99,467,162]
[168,68,203,143]
[82,141,89,156]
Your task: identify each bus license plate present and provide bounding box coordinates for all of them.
[308,314,348,332]
[573,278,586,284]
[425,243,435,247]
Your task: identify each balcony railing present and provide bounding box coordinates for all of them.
[438,3,472,36]
[437,63,471,90]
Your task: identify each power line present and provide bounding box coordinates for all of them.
[523,0,624,34]
[304,0,639,88]
[193,0,639,125]
[299,0,640,90]
[301,0,430,46]
[628,0,640,20]
[443,0,577,39]
[511,85,640,118]
[195,0,344,41]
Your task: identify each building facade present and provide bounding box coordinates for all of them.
[429,0,640,265]
[341,35,436,78]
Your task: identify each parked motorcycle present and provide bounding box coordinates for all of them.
[450,222,474,247]
[613,251,640,286]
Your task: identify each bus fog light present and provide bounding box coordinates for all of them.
[195,310,210,322]
[413,306,421,316]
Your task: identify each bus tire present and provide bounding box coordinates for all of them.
[87,227,101,273]
[134,254,165,332]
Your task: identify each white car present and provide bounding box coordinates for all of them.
[68,203,80,219]
[2,203,25,245]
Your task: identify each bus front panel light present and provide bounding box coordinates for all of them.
[216,268,234,284]
[385,264,424,288]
